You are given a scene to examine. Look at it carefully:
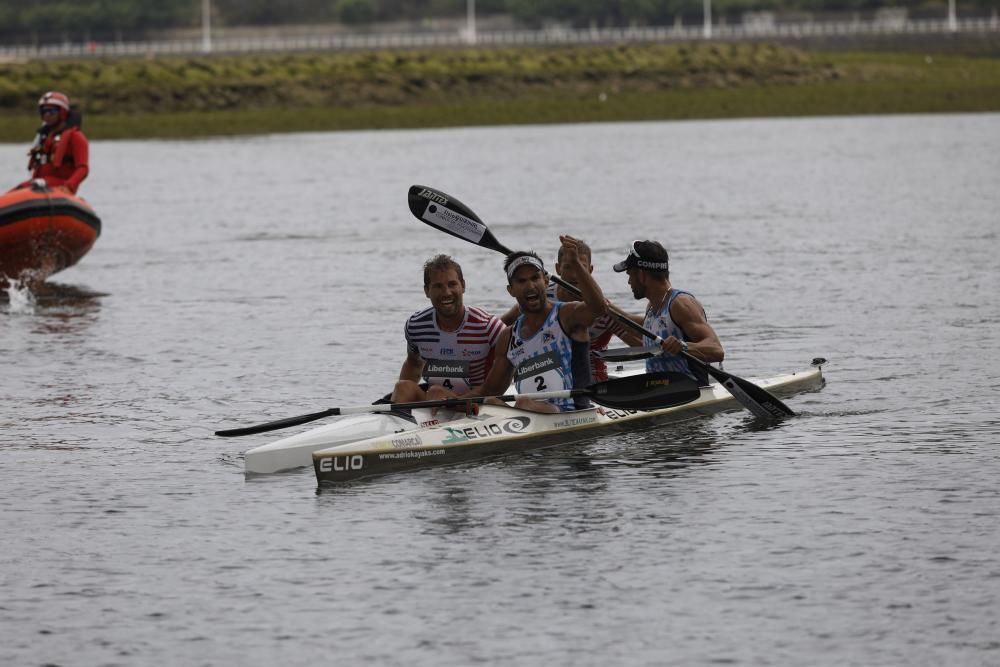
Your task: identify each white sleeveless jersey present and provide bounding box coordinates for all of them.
[507,302,585,412]
[404,306,504,393]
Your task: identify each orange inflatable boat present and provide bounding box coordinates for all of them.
[0,182,101,287]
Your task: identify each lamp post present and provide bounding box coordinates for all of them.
[466,0,478,45]
[202,0,212,53]
[703,0,713,39]
[947,0,957,32]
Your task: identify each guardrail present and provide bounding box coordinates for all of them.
[1,16,998,60]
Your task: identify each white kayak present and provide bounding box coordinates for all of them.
[310,363,825,484]
[245,409,436,475]
[243,364,645,474]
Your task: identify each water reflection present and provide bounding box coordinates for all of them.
[30,281,108,304]
[586,418,729,475]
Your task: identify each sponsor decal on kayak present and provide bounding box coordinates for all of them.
[378,449,446,461]
[441,416,531,444]
[317,455,365,473]
[597,407,640,420]
[391,434,423,449]
[423,203,486,244]
[552,415,599,428]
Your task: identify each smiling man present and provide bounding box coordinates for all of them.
[390,255,505,404]
[470,236,607,413]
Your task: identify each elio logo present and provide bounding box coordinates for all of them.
[318,455,364,472]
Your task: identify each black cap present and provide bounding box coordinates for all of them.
[612,240,669,273]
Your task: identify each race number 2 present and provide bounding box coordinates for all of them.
[514,351,565,395]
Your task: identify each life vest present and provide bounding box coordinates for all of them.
[28,107,84,175]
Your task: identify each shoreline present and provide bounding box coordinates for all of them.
[1,43,998,142]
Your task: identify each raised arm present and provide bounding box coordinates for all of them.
[557,235,607,332]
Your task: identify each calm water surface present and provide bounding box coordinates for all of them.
[2,114,998,666]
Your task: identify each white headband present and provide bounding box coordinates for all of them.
[505,255,544,280]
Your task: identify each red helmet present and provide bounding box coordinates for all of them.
[38,91,70,111]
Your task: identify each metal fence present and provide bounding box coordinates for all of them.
[1,15,998,60]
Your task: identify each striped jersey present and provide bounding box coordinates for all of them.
[404,305,504,393]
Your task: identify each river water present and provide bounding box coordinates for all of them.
[2,114,998,666]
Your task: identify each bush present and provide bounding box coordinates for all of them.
[336,0,377,25]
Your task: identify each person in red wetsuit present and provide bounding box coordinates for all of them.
[14,91,89,194]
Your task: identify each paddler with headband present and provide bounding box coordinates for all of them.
[468,236,607,413]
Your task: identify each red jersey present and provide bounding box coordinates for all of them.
[588,315,628,381]
[28,126,89,194]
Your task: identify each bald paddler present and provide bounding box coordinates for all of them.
[613,240,724,385]
[470,236,607,413]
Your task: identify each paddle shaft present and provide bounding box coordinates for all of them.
[218,390,565,437]
[215,371,700,437]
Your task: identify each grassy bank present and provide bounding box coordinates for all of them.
[1,43,998,141]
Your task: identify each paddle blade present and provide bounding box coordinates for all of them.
[590,372,701,411]
[215,408,337,438]
[702,364,795,419]
[407,185,512,255]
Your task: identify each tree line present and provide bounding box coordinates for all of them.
[0,0,982,43]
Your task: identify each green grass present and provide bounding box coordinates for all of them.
[1,45,998,141]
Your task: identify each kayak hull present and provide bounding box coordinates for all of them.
[0,185,101,286]
[313,365,825,484]
[245,411,421,475]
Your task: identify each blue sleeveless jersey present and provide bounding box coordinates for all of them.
[643,289,710,386]
[507,302,591,412]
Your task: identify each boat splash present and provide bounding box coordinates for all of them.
[2,275,37,314]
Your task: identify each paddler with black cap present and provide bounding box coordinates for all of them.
[469,235,606,413]
[613,240,724,385]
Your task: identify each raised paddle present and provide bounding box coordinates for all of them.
[215,371,701,438]
[407,184,796,421]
